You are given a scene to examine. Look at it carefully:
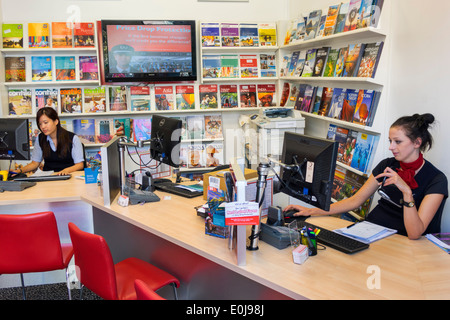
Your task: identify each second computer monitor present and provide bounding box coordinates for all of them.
[0,118,30,161]
[150,115,182,168]
[100,135,121,206]
[279,132,338,211]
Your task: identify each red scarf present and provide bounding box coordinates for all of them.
[396,153,423,190]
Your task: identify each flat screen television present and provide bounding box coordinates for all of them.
[0,118,30,161]
[98,20,197,84]
[279,132,338,211]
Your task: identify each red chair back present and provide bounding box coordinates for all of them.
[68,222,118,300]
[134,279,165,300]
[0,212,65,274]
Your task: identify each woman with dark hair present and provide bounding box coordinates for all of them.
[284,113,448,239]
[13,107,85,176]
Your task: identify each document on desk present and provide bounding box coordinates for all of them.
[174,183,203,192]
[30,169,55,177]
[335,221,397,244]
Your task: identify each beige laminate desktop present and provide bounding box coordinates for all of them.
[1,172,449,300]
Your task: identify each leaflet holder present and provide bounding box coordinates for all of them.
[229,158,248,266]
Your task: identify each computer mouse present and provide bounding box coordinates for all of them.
[8,172,27,180]
[283,209,310,222]
[283,209,298,218]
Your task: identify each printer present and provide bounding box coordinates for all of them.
[246,108,305,169]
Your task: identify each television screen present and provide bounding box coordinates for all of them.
[98,20,197,84]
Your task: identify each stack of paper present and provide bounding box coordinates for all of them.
[335,221,397,244]
[175,183,203,192]
[30,169,55,176]
[426,233,450,253]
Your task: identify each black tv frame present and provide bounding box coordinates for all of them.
[98,19,197,85]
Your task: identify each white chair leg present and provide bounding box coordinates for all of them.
[65,268,72,300]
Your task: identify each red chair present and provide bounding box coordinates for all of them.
[68,222,180,300]
[0,212,74,300]
[134,279,165,300]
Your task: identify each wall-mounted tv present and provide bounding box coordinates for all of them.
[98,20,197,84]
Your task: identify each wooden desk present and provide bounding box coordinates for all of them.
[1,172,449,300]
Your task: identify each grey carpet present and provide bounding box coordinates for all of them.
[0,282,102,300]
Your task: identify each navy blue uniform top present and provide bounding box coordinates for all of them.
[367,157,448,236]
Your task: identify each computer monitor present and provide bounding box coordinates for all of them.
[100,136,121,206]
[279,132,338,211]
[0,118,30,160]
[150,115,182,167]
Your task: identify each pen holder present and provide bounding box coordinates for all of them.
[123,176,137,197]
[288,220,300,248]
[288,221,309,264]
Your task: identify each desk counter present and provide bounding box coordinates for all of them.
[1,173,449,300]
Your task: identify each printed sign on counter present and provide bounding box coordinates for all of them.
[224,201,259,225]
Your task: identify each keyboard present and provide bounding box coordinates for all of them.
[0,180,36,191]
[297,221,369,254]
[154,181,203,198]
[13,174,72,182]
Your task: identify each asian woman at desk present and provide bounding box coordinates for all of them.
[284,113,448,240]
[11,107,85,176]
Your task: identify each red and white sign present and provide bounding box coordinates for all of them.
[225,202,259,226]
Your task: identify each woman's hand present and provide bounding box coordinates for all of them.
[375,167,412,197]
[56,169,70,176]
[283,204,322,217]
[55,163,84,176]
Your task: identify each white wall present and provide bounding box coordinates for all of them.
[388,0,450,232]
[1,0,288,22]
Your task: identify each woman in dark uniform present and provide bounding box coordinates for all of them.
[13,107,85,176]
[284,113,448,240]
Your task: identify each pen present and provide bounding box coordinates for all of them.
[347,222,357,229]
[309,231,316,247]
[302,229,313,247]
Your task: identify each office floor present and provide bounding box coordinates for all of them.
[0,282,101,300]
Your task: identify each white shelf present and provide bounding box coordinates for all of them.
[3,80,100,87]
[298,111,380,135]
[202,77,278,82]
[181,138,224,143]
[9,106,279,119]
[1,48,98,54]
[335,161,368,177]
[279,76,384,88]
[201,46,278,53]
[280,27,387,51]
